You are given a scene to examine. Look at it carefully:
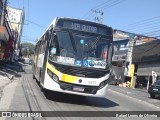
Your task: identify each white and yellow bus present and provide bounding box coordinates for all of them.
[32,17,113,97]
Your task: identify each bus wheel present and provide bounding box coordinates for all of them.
[150,94,155,98]
[33,74,36,79]
[40,84,45,92]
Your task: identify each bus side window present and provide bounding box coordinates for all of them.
[49,32,60,61]
[40,40,46,54]
[51,33,60,56]
[36,42,40,55]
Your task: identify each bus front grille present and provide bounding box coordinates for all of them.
[52,63,108,78]
[59,81,98,94]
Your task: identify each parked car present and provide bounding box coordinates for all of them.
[23,57,30,64]
[29,59,32,65]
[148,80,160,98]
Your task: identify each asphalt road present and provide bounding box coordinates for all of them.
[0,65,159,120]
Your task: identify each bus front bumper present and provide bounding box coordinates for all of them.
[44,74,108,97]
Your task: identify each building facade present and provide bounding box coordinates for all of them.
[112,29,157,89]
[7,6,24,60]
[133,40,160,90]
[0,0,14,61]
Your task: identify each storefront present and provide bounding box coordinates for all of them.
[0,26,9,60]
[0,22,14,61]
[0,40,5,59]
[112,38,129,84]
[133,40,160,89]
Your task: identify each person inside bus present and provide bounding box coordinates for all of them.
[96,44,108,61]
[101,50,107,61]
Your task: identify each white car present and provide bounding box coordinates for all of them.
[23,58,30,64]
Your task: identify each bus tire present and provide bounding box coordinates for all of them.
[150,94,155,98]
[40,84,45,92]
[33,74,36,79]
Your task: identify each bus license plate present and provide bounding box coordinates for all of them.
[153,88,158,91]
[73,86,84,92]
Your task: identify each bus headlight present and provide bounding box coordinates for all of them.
[47,69,59,83]
[98,80,108,90]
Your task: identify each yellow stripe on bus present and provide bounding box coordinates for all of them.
[46,61,79,83]
[46,62,59,76]
[61,74,79,83]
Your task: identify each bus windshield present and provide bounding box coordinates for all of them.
[49,31,110,69]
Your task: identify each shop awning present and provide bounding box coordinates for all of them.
[133,40,160,63]
[137,62,160,76]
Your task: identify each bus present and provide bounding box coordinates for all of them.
[32,17,113,97]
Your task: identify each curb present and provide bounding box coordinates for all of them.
[0,67,18,80]
[8,71,18,80]
[108,89,160,110]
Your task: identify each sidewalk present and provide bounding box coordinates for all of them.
[0,61,24,88]
[108,85,160,108]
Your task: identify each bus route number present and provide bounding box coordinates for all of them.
[88,80,97,85]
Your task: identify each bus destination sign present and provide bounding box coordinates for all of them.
[71,23,97,33]
[63,21,99,33]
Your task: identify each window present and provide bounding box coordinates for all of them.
[57,32,75,57]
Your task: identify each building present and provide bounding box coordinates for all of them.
[0,0,14,61]
[112,30,131,85]
[133,39,160,90]
[112,39,129,83]
[112,29,157,88]
[6,6,24,60]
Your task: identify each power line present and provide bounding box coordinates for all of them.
[142,30,160,35]
[91,0,125,11]
[115,16,160,39]
[91,0,112,10]
[122,21,160,30]
[24,19,46,29]
[118,16,160,29]
[85,12,95,21]
[144,32,160,37]
[119,22,160,37]
[82,0,126,21]
[101,0,126,10]
[123,24,160,33]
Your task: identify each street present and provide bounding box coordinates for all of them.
[0,64,160,120]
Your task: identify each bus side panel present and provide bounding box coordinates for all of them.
[37,53,44,81]
[41,42,50,85]
[33,42,41,81]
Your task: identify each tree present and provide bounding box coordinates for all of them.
[21,42,35,57]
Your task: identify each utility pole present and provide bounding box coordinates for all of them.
[91,9,104,23]
[127,34,136,71]
[124,34,135,76]
[125,33,136,88]
[1,0,7,26]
